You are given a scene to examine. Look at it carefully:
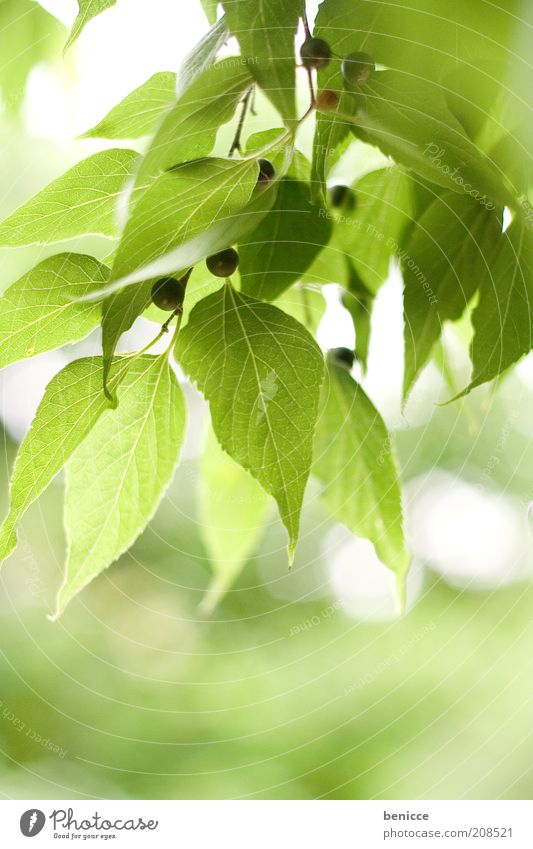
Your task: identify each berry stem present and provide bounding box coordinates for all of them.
[166,307,184,357]
[306,67,316,107]
[249,86,257,116]
[301,4,317,107]
[296,101,316,127]
[103,330,168,403]
[133,325,169,357]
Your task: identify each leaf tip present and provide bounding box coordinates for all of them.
[0,523,17,567]
[287,541,296,569]
[395,571,407,614]
[103,382,118,408]
[52,585,72,620]
[438,385,470,406]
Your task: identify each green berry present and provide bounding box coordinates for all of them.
[206,248,239,278]
[151,276,186,311]
[330,347,355,368]
[300,37,332,70]
[257,158,276,184]
[341,51,375,85]
[330,184,356,210]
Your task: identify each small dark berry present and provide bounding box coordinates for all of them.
[151,276,186,311]
[257,158,276,184]
[330,347,355,368]
[316,89,339,111]
[341,51,375,86]
[330,184,356,210]
[300,37,332,70]
[206,248,240,278]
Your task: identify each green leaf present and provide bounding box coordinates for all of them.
[275,285,326,336]
[300,234,350,288]
[57,354,186,615]
[313,0,515,144]
[403,192,502,399]
[311,0,367,199]
[314,357,409,587]
[239,178,332,300]
[244,128,300,179]
[110,156,259,286]
[0,358,114,563]
[81,73,177,139]
[101,283,154,400]
[222,0,301,125]
[176,16,228,96]
[351,71,512,209]
[176,283,324,560]
[0,0,64,114]
[467,221,533,393]
[341,167,414,294]
[0,149,140,247]
[136,59,253,187]
[400,178,443,251]
[199,427,270,612]
[99,135,292,295]
[65,0,116,52]
[0,253,108,370]
[311,91,358,202]
[341,267,374,372]
[199,0,218,24]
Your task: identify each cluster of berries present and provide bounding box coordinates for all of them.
[151,247,241,312]
[300,37,375,84]
[150,158,276,312]
[300,36,375,111]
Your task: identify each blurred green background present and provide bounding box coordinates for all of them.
[0,0,533,801]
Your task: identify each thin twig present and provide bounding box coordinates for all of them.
[229,86,254,156]
[306,67,316,107]
[165,308,184,358]
[296,101,317,127]
[302,6,311,38]
[302,2,315,105]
